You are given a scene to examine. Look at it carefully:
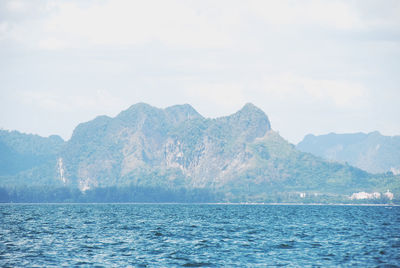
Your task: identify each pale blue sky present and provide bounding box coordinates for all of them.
[0,0,399,143]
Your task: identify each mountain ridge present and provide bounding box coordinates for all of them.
[1,103,399,203]
[297,131,400,174]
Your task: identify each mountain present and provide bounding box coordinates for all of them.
[0,130,65,186]
[297,132,400,174]
[1,103,399,203]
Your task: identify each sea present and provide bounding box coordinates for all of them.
[0,204,399,267]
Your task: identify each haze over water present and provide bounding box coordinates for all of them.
[1,204,399,266]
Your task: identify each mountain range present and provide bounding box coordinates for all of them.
[297,132,400,174]
[0,103,399,203]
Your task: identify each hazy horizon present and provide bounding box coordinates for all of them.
[1,0,399,143]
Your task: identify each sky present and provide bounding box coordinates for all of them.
[0,0,399,144]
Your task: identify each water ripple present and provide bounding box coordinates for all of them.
[0,204,399,266]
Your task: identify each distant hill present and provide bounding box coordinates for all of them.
[0,130,65,185]
[297,132,400,175]
[0,104,399,203]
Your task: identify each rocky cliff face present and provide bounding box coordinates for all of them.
[60,103,272,192]
[1,103,399,202]
[53,103,399,200]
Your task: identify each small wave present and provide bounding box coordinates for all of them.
[81,244,102,250]
[183,261,213,267]
[311,242,322,248]
[74,261,92,265]
[154,231,163,237]
[391,243,400,248]
[2,204,400,267]
[275,243,294,249]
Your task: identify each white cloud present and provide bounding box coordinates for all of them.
[6,0,26,12]
[0,22,9,38]
[185,82,246,114]
[247,0,364,30]
[32,0,233,49]
[18,89,126,115]
[302,77,367,108]
[38,37,67,50]
[2,0,399,50]
[258,73,369,109]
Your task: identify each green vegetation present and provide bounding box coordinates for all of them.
[1,103,399,203]
[0,130,64,176]
[297,132,400,174]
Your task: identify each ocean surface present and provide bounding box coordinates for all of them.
[1,204,399,267]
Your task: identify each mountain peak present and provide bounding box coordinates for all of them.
[123,102,158,113]
[368,131,381,136]
[165,104,202,117]
[116,103,162,121]
[236,103,268,118]
[241,102,259,111]
[234,103,271,129]
[216,103,271,141]
[164,104,203,125]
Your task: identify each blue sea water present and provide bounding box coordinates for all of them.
[0,204,399,267]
